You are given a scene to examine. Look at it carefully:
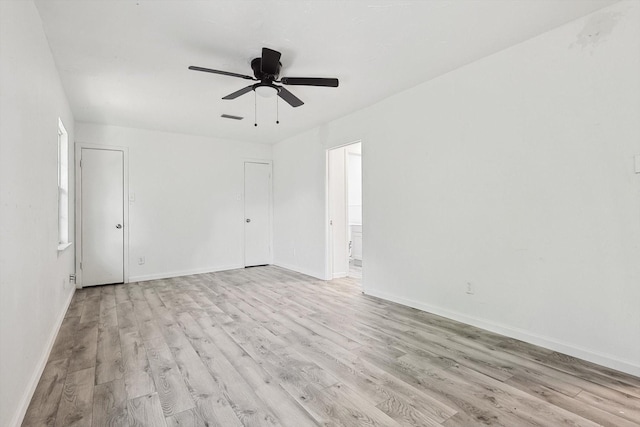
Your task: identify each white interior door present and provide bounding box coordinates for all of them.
[244,162,271,267]
[81,148,124,286]
[329,147,348,278]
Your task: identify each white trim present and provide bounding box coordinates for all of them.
[324,149,331,280]
[327,139,364,151]
[242,157,274,166]
[10,289,75,427]
[326,140,362,283]
[129,264,243,283]
[75,143,130,288]
[57,118,70,247]
[365,287,640,377]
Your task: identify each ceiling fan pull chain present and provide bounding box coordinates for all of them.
[254,91,257,127]
[276,95,280,124]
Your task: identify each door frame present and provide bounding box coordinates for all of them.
[75,143,130,288]
[325,140,362,283]
[243,159,273,267]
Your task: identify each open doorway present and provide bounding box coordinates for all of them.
[328,141,362,283]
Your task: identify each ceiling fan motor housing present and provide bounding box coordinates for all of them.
[251,57,281,81]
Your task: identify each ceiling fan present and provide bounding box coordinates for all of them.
[189,47,339,108]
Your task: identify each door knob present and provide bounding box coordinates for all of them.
[116,224,123,229]
[246,218,251,223]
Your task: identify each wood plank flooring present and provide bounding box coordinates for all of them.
[22,266,640,426]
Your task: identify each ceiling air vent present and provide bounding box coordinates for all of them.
[221,114,243,120]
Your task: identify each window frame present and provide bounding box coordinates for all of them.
[57,118,71,251]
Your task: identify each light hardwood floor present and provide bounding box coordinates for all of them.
[22,266,640,426]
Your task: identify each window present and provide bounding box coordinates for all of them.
[57,118,71,251]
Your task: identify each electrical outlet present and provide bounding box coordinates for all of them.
[466,282,474,295]
[138,256,145,265]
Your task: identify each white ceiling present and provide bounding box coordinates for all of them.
[35,0,617,144]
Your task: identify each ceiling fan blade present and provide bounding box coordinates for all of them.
[189,66,255,80]
[261,48,281,75]
[222,85,254,100]
[277,86,304,107]
[281,77,339,87]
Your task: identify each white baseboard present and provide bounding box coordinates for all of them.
[129,264,244,283]
[365,288,640,378]
[273,262,326,280]
[10,288,75,427]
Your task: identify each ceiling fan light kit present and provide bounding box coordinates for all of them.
[254,85,278,98]
[189,47,339,126]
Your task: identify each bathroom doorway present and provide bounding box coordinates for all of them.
[327,142,362,283]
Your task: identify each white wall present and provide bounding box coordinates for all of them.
[75,123,271,282]
[273,1,640,375]
[0,2,76,426]
[273,128,331,278]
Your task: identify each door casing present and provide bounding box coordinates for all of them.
[326,140,362,283]
[328,147,349,278]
